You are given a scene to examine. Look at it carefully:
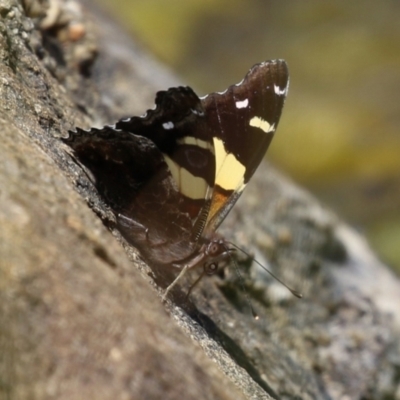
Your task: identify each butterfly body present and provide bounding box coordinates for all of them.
[64,59,289,289]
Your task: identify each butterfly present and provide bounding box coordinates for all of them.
[63,59,289,298]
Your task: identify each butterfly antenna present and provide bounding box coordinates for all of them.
[185,270,206,301]
[227,242,303,299]
[225,245,259,320]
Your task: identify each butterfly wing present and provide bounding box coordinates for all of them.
[200,59,289,236]
[63,60,288,267]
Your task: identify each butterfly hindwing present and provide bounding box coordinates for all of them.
[115,87,216,226]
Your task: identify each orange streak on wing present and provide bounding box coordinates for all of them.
[205,188,230,228]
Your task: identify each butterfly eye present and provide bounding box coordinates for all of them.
[208,242,221,256]
[204,262,218,275]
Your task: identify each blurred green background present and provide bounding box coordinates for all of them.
[96,0,400,271]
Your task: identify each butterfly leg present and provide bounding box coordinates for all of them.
[162,264,190,301]
[117,214,170,245]
[185,269,206,300]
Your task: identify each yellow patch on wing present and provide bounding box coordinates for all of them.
[163,155,208,200]
[200,138,247,230]
[213,137,245,191]
[177,136,213,152]
[249,116,274,133]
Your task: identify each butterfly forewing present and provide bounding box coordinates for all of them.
[201,60,289,236]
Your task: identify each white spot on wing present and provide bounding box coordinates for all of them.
[274,84,287,96]
[191,108,204,116]
[235,99,249,109]
[162,121,174,130]
[235,78,245,87]
[249,116,274,133]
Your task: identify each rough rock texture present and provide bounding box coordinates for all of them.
[1,1,400,399]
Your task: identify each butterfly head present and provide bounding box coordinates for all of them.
[202,238,233,275]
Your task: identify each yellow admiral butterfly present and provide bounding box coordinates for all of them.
[64,59,289,298]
